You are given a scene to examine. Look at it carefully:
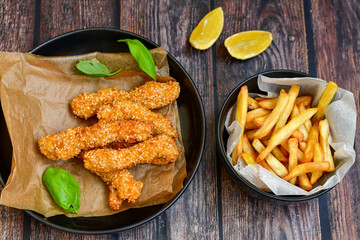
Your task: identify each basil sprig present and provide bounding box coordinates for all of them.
[43,168,81,214]
[76,60,122,77]
[117,39,156,80]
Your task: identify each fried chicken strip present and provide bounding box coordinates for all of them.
[100,169,143,211]
[70,81,180,119]
[97,100,178,139]
[38,120,153,160]
[82,134,179,173]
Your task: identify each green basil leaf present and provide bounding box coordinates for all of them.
[43,168,81,214]
[117,39,156,80]
[76,60,122,77]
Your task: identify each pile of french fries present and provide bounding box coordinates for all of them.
[232,81,338,191]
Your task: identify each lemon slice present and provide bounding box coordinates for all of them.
[224,31,273,60]
[189,7,224,50]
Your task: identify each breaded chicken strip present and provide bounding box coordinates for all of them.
[97,100,178,139]
[82,134,179,173]
[70,81,180,119]
[38,120,153,160]
[100,169,143,211]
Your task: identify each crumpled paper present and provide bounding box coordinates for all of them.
[225,75,356,195]
[0,47,186,217]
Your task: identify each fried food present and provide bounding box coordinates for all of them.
[312,81,338,123]
[283,162,330,181]
[252,138,288,177]
[82,134,179,173]
[257,108,318,162]
[100,169,143,211]
[97,100,178,139]
[253,90,289,139]
[288,138,298,185]
[319,119,335,172]
[38,120,153,160]
[232,86,248,165]
[272,85,300,134]
[70,81,180,119]
[310,143,324,184]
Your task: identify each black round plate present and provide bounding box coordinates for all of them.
[0,28,205,234]
[217,70,332,203]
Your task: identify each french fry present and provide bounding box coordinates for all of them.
[295,96,312,107]
[299,141,307,152]
[257,108,318,162]
[310,143,324,184]
[248,96,259,109]
[291,104,309,141]
[245,121,259,130]
[288,138,298,185]
[298,174,312,191]
[291,129,304,142]
[242,153,256,165]
[231,86,248,165]
[312,81,338,122]
[261,128,274,140]
[258,98,278,109]
[246,108,270,123]
[303,122,319,162]
[253,114,269,127]
[255,97,275,101]
[258,160,277,174]
[280,140,304,161]
[253,90,289,139]
[246,129,257,141]
[252,139,288,177]
[263,139,288,162]
[319,119,335,172]
[280,145,289,158]
[298,102,312,132]
[290,104,300,119]
[273,85,300,134]
[283,162,330,181]
[242,135,257,160]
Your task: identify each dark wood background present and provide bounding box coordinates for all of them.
[1,0,359,239]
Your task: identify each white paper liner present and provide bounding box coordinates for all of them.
[225,75,356,195]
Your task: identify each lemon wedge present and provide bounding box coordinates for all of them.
[224,31,273,60]
[189,7,224,50]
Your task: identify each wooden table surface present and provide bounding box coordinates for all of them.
[1,0,359,239]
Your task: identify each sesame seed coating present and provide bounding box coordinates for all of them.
[38,120,153,160]
[100,169,143,211]
[70,81,180,119]
[82,134,179,173]
[97,100,178,139]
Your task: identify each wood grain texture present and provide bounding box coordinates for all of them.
[0,0,35,51]
[214,0,321,239]
[311,0,360,239]
[0,1,36,239]
[118,0,220,239]
[39,0,117,44]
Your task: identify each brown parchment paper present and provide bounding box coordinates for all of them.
[0,47,187,217]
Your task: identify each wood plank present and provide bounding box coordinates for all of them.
[0,0,36,239]
[39,0,117,44]
[311,0,360,239]
[214,0,322,239]
[0,0,35,51]
[118,0,220,239]
[29,220,115,239]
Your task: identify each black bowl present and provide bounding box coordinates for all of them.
[0,28,205,234]
[217,70,332,203]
